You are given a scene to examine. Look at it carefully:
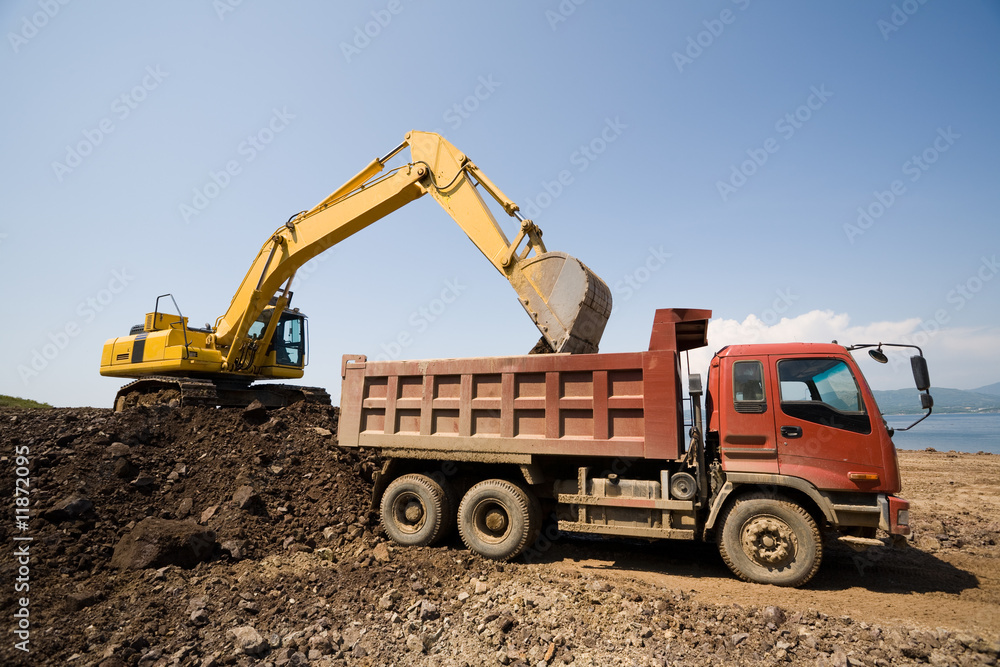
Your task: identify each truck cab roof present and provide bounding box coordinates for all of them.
[715,342,848,357]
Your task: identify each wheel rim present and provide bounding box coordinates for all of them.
[391,492,426,535]
[471,499,511,544]
[741,514,797,568]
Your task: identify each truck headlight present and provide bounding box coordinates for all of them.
[897,509,909,526]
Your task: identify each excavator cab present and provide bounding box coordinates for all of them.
[247,306,307,369]
[270,311,306,368]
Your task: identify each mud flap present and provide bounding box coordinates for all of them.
[370,459,398,512]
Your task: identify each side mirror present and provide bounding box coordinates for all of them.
[910,356,931,391]
[868,348,889,364]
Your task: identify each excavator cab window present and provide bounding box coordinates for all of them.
[272,312,305,368]
[247,312,269,340]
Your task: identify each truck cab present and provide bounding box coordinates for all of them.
[705,344,911,565]
[709,344,902,493]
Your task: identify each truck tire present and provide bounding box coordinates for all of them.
[718,493,822,587]
[458,479,538,561]
[433,476,458,542]
[380,474,449,547]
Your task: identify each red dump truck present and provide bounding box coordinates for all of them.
[339,308,932,586]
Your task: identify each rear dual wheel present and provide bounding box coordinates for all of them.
[380,474,453,547]
[458,479,540,561]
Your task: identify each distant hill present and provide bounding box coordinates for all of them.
[0,395,52,409]
[973,382,1000,397]
[872,387,1000,415]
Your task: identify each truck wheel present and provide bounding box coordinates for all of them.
[434,476,458,541]
[380,474,449,547]
[458,479,537,561]
[416,471,457,543]
[718,493,822,587]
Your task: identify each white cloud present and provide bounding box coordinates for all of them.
[682,310,1000,391]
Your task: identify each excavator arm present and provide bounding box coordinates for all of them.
[213,130,611,371]
[101,130,612,409]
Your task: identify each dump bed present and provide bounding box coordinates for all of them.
[339,308,711,464]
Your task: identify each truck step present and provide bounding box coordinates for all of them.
[836,535,886,548]
[558,520,695,541]
[556,493,694,511]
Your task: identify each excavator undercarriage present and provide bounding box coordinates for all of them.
[112,377,331,411]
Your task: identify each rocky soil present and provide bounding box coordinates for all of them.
[1,404,998,667]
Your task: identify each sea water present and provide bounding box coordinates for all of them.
[885,413,1000,455]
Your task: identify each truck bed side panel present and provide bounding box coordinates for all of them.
[339,350,684,462]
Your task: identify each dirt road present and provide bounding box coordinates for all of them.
[1,405,997,666]
[540,449,1000,637]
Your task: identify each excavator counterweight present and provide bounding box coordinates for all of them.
[101,130,612,408]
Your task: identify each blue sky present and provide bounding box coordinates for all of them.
[2,1,998,407]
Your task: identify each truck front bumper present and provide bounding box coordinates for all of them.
[879,494,911,536]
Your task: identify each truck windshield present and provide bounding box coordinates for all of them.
[778,358,870,434]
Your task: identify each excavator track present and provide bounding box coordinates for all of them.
[113,377,331,411]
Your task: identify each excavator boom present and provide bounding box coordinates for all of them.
[213,131,610,356]
[101,130,611,407]
[406,131,612,354]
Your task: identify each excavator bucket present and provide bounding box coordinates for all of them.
[510,251,612,354]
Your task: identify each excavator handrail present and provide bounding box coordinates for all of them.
[153,293,190,359]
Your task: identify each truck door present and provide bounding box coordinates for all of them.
[770,355,881,489]
[719,358,779,474]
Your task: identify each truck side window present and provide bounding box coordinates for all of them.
[777,358,871,434]
[733,360,766,413]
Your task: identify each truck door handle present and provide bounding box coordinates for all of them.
[780,426,802,438]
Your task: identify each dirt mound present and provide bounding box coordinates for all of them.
[1,406,998,666]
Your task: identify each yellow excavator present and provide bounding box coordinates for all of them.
[101,131,612,409]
